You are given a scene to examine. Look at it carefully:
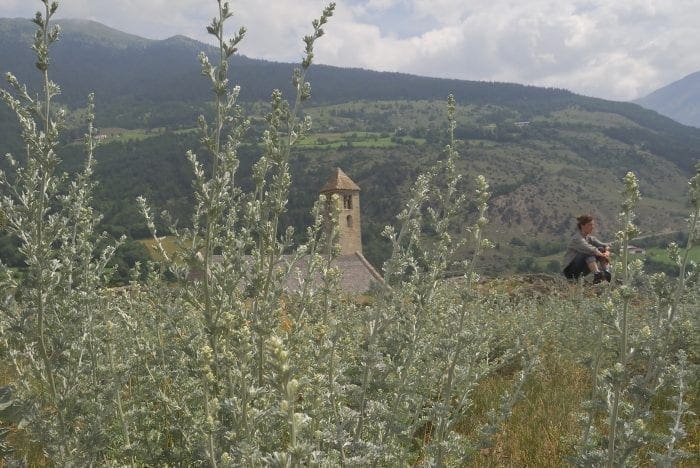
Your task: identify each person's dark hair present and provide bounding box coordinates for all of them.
[576,214,593,229]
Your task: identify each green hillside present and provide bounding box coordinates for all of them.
[1,18,698,273]
[24,98,689,274]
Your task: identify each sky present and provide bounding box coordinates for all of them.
[3,0,700,101]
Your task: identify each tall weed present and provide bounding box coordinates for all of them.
[574,167,699,467]
[0,1,120,464]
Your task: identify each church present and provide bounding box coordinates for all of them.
[282,168,385,294]
[193,168,384,294]
[319,168,384,293]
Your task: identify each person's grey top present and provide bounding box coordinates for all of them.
[562,230,609,270]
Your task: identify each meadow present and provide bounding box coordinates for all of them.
[645,246,700,267]
[0,1,698,466]
[296,131,425,149]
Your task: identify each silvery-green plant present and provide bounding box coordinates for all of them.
[605,171,643,465]
[573,173,649,466]
[0,0,120,464]
[650,349,694,467]
[136,1,336,464]
[574,168,698,467]
[335,95,538,466]
[2,2,696,466]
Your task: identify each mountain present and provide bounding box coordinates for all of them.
[1,18,699,274]
[2,17,696,151]
[636,71,700,128]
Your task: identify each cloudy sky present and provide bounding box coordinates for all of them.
[3,0,700,101]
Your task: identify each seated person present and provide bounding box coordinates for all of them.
[562,214,611,283]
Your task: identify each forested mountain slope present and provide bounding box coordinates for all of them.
[1,18,698,273]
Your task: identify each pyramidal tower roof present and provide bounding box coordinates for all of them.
[319,167,361,193]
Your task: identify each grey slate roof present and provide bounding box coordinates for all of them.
[191,252,385,295]
[284,252,385,294]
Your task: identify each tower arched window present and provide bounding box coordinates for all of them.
[346,215,353,227]
[343,194,353,209]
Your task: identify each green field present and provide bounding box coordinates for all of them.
[137,235,180,260]
[644,245,700,266]
[297,131,425,149]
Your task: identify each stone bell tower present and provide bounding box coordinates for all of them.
[320,168,362,255]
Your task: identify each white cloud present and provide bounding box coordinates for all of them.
[317,0,700,100]
[2,0,700,100]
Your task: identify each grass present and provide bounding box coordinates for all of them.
[62,125,427,149]
[467,353,589,467]
[305,100,475,130]
[547,107,641,128]
[297,131,425,149]
[457,277,700,466]
[645,245,700,266]
[467,351,699,467]
[137,235,180,260]
[101,127,166,143]
[65,126,199,146]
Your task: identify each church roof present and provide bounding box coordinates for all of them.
[192,252,385,294]
[320,168,361,193]
[284,252,385,294]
